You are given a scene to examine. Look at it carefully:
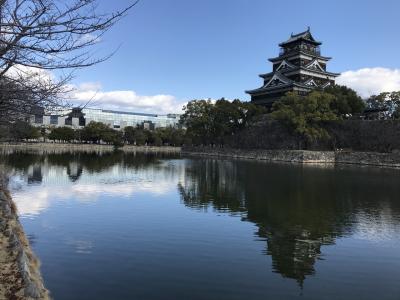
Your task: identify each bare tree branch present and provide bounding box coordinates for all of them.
[0,0,138,124]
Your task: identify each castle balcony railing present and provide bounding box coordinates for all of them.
[279,46,321,57]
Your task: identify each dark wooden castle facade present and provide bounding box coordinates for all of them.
[246,28,339,108]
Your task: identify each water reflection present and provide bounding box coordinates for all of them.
[2,151,400,294]
[2,150,177,182]
[178,159,400,285]
[3,151,183,216]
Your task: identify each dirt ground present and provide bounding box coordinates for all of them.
[0,224,26,299]
[0,181,49,300]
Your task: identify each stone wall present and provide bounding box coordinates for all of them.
[336,151,400,168]
[182,147,335,163]
[182,147,400,168]
[222,119,400,153]
[0,174,49,300]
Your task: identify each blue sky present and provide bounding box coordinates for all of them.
[70,0,400,113]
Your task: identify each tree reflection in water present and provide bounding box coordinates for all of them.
[178,158,400,286]
[3,150,179,184]
[2,151,400,287]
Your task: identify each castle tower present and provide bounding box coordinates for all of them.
[246,28,339,108]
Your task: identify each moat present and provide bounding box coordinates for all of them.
[2,150,400,299]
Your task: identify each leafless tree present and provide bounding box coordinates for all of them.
[0,0,138,124]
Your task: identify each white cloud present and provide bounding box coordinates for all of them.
[337,68,400,98]
[7,64,55,83]
[77,81,102,91]
[9,163,181,217]
[65,238,94,254]
[12,180,174,217]
[71,82,186,114]
[5,65,187,114]
[77,33,101,45]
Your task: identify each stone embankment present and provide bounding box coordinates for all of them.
[182,147,400,168]
[0,175,49,300]
[335,151,400,168]
[0,143,181,155]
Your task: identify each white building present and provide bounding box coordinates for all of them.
[31,107,181,130]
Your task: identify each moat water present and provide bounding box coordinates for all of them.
[1,150,400,300]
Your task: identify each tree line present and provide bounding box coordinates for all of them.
[179,85,400,150]
[0,98,266,147]
[179,98,266,145]
[366,91,400,119]
[270,85,365,144]
[2,84,400,151]
[178,86,365,146]
[0,121,185,147]
[270,87,400,146]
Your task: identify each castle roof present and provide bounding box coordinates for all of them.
[246,72,312,95]
[268,51,331,62]
[279,27,322,47]
[258,65,340,79]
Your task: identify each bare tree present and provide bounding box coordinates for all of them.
[0,67,69,123]
[0,0,138,124]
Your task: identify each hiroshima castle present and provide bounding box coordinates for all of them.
[246,28,339,108]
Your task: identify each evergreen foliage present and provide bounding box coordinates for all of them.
[271,91,339,143]
[8,121,40,141]
[180,98,265,145]
[366,91,400,119]
[48,127,75,142]
[324,85,365,116]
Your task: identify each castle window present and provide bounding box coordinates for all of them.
[50,115,58,125]
[34,115,43,124]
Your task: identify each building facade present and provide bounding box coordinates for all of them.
[31,107,181,130]
[246,28,339,108]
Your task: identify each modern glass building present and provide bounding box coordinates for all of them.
[83,108,180,129]
[31,107,181,130]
